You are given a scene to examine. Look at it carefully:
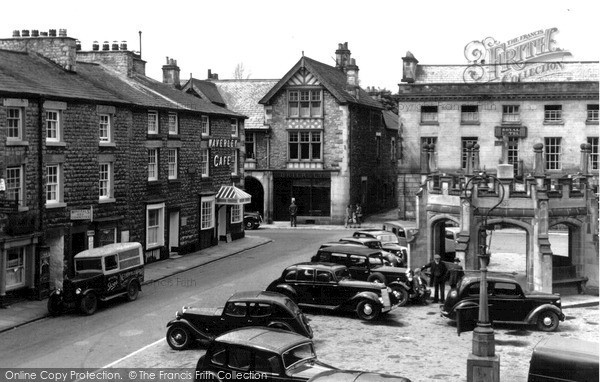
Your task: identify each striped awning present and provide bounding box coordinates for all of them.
[215,185,252,205]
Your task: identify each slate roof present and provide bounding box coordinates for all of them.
[382,110,399,130]
[182,78,226,106]
[0,49,244,118]
[214,79,278,130]
[0,49,125,104]
[259,56,383,110]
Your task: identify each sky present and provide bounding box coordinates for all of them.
[3,0,599,91]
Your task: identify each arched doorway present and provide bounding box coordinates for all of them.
[549,219,584,295]
[428,215,460,263]
[485,221,531,289]
[244,176,264,215]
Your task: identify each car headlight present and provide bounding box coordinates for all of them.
[378,297,384,304]
[556,299,561,305]
[176,311,182,319]
[75,288,82,295]
[55,289,61,295]
[450,290,458,298]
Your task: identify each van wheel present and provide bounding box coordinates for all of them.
[391,285,409,307]
[537,311,559,332]
[80,293,98,315]
[367,273,386,284]
[356,300,381,321]
[126,281,140,302]
[47,295,63,316]
[166,326,191,350]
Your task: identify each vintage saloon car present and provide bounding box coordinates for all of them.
[319,238,401,267]
[310,245,411,306]
[244,211,263,230]
[266,262,399,321]
[441,275,565,331]
[47,242,144,316]
[194,327,337,382]
[527,337,599,382]
[166,291,313,350]
[351,230,409,264]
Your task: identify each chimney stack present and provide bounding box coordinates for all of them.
[102,41,110,51]
[335,42,351,70]
[111,40,119,50]
[162,57,181,87]
[346,58,359,87]
[0,28,77,71]
[401,51,419,83]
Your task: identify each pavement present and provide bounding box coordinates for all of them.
[1,208,597,334]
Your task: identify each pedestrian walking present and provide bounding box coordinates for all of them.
[355,203,363,228]
[421,254,448,303]
[447,258,464,288]
[289,198,298,227]
[344,204,352,228]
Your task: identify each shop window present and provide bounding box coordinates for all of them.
[231,205,242,223]
[201,198,215,229]
[6,247,26,289]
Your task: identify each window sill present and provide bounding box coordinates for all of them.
[46,202,67,209]
[168,134,180,139]
[146,244,164,251]
[586,120,599,125]
[99,198,116,204]
[99,142,116,148]
[168,178,181,184]
[501,121,522,125]
[146,133,161,139]
[460,121,480,126]
[420,121,439,126]
[46,141,66,147]
[286,116,324,120]
[147,179,160,184]
[6,140,29,147]
[543,121,564,125]
[18,206,30,212]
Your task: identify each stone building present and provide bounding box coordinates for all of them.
[186,43,399,224]
[396,52,599,293]
[0,29,246,303]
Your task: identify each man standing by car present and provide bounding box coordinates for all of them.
[421,254,448,303]
[289,198,298,227]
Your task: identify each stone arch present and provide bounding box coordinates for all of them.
[427,213,461,262]
[244,176,265,215]
[548,217,585,291]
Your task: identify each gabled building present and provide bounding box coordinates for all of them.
[0,29,247,303]
[188,43,399,224]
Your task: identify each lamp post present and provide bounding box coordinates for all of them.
[464,170,505,382]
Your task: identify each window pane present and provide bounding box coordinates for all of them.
[7,108,21,139]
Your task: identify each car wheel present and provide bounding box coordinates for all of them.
[80,293,98,315]
[367,273,386,284]
[126,280,140,302]
[267,322,293,332]
[356,299,381,321]
[537,310,560,332]
[47,295,63,316]
[166,326,192,350]
[391,285,409,307]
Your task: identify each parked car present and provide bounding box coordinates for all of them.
[311,245,411,306]
[444,226,460,261]
[308,370,411,382]
[441,275,565,331]
[47,242,144,316]
[320,237,401,267]
[527,337,599,382]
[351,230,409,265]
[244,211,263,230]
[267,262,399,320]
[381,221,418,247]
[166,291,313,350]
[194,327,337,382]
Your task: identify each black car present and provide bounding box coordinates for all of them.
[267,262,399,321]
[311,245,411,306]
[441,275,565,331]
[528,337,599,382]
[166,291,313,350]
[351,230,409,263]
[244,211,263,230]
[195,327,337,382]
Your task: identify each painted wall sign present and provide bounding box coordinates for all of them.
[209,139,237,148]
[213,155,232,167]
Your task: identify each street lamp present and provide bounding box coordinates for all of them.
[463,169,505,382]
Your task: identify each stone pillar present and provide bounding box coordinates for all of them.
[533,143,545,189]
[466,143,473,176]
[580,143,591,174]
[420,142,430,175]
[428,143,437,173]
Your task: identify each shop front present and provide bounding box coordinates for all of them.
[272,171,331,222]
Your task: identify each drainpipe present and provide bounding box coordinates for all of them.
[37,96,45,232]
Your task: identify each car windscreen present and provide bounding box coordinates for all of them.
[283,343,316,369]
[335,268,350,280]
[284,299,301,315]
[75,258,103,272]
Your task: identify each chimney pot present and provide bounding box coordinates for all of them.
[76,40,81,50]
[120,41,127,50]
[92,41,99,51]
[49,29,56,37]
[21,30,30,37]
[12,30,20,37]
[31,30,39,37]
[103,41,110,51]
[58,29,67,37]
[40,31,48,37]
[207,69,212,79]
[112,41,119,50]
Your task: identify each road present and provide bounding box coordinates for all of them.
[0,229,343,368]
[1,228,596,382]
